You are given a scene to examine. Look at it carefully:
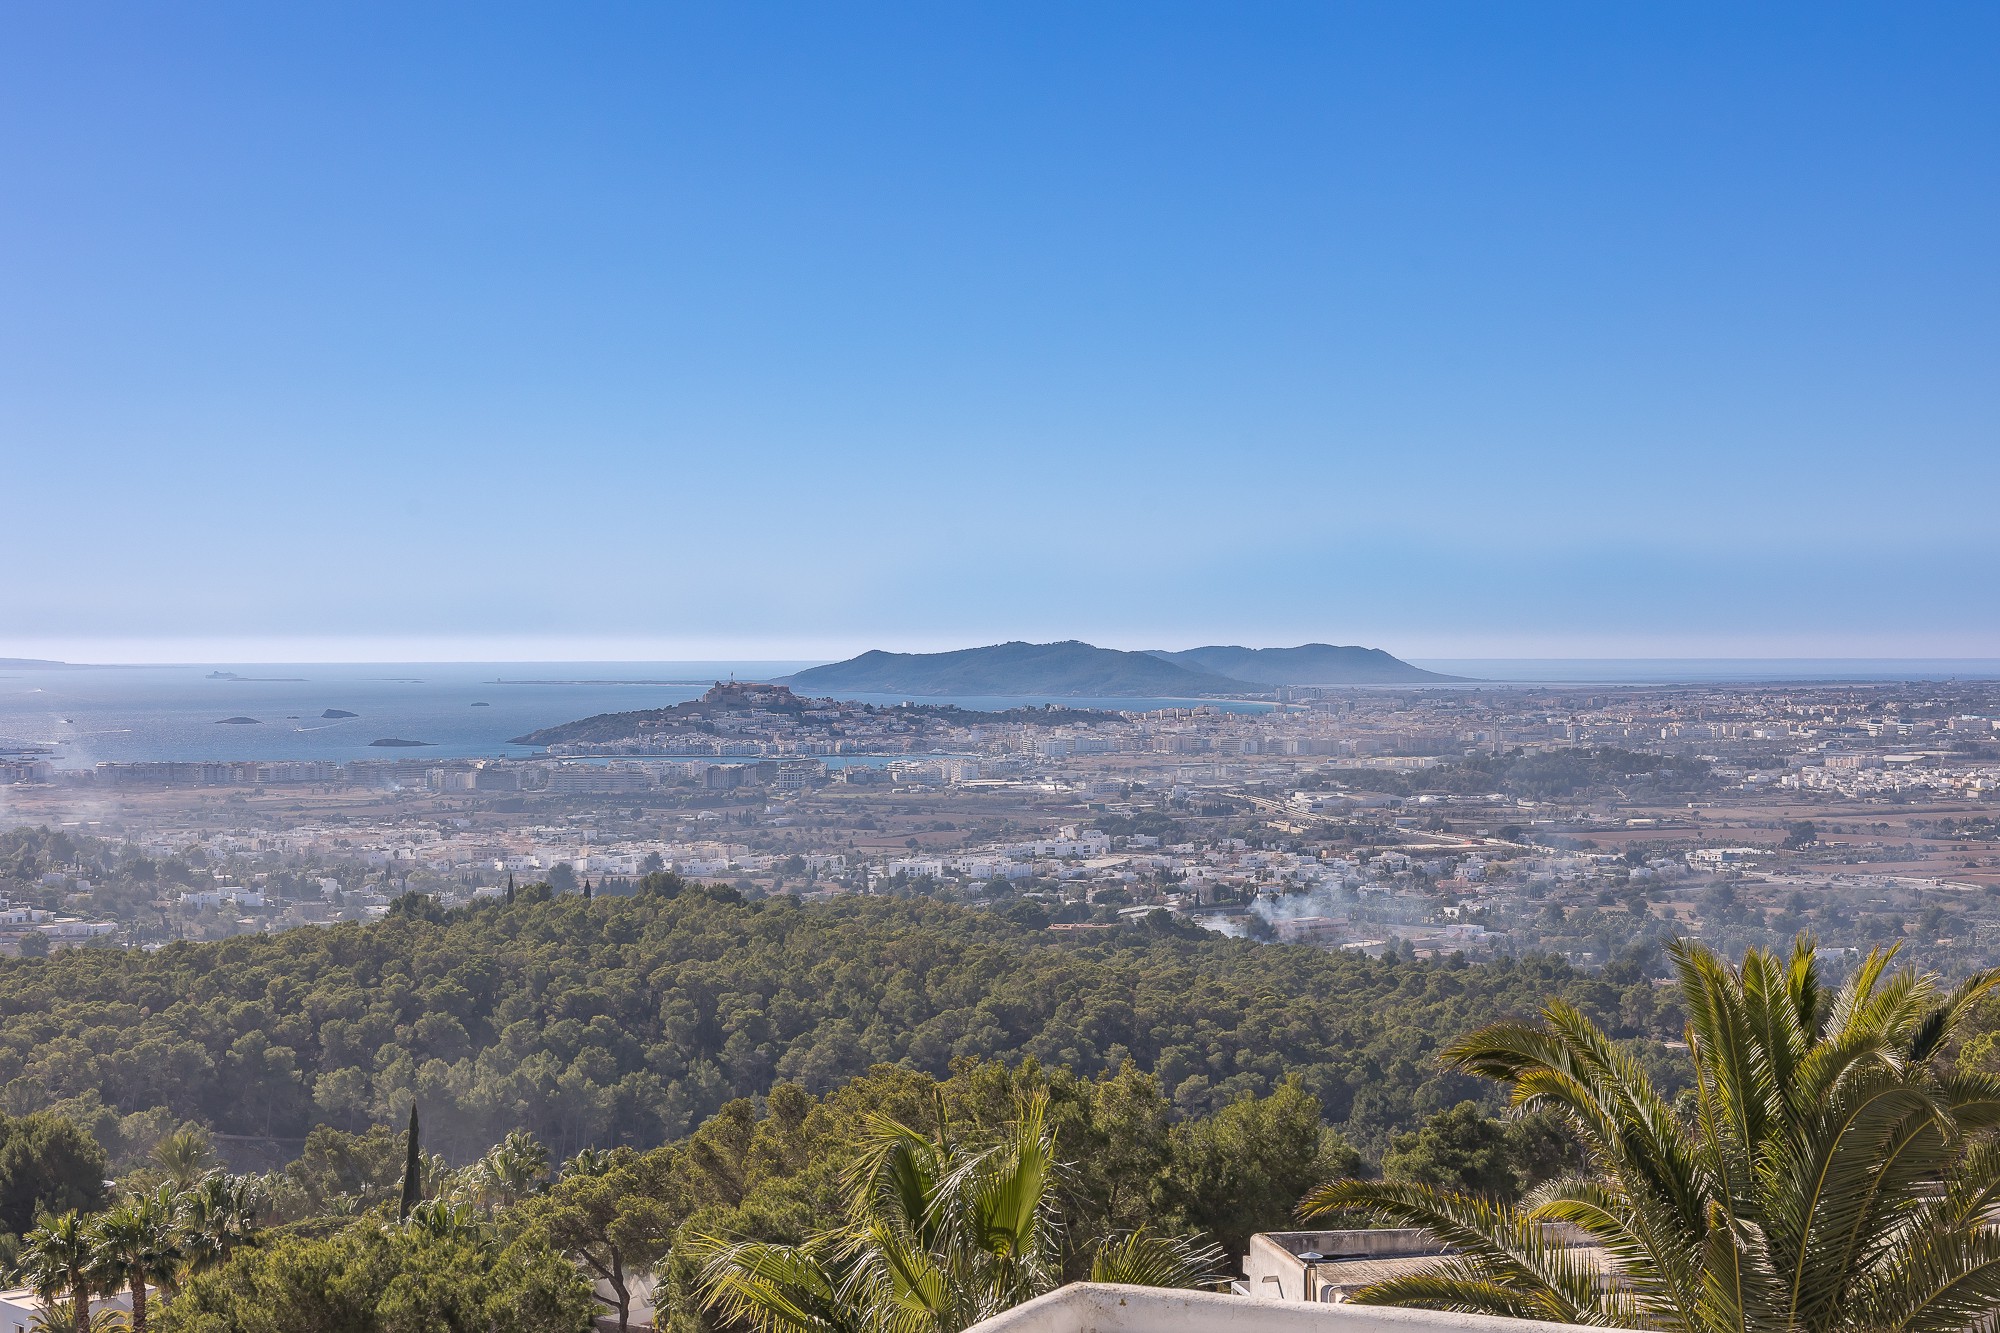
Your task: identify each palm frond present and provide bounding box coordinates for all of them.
[1849,1220,2000,1333]
[1913,968,2000,1065]
[1757,1074,1951,1330]
[1674,939,1782,1178]
[1823,945,1903,1041]
[1088,1230,1224,1289]
[1299,1177,1614,1324]
[1347,1261,1600,1323]
[688,1233,865,1333]
[1526,1174,1701,1322]
[1691,1201,1783,1333]
[1451,1002,1709,1238]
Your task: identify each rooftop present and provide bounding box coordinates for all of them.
[965,1284,1638,1333]
[1245,1228,1611,1305]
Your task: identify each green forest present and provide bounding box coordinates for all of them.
[0,874,1684,1166]
[3,876,1998,1333]
[0,873,1699,1332]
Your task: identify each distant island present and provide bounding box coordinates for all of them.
[215,716,261,725]
[780,639,1457,698]
[469,701,491,707]
[208,671,309,682]
[783,641,1253,698]
[1146,643,1463,685]
[321,708,358,719]
[367,738,431,748]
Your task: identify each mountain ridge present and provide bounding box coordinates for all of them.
[1147,643,1463,685]
[781,641,1255,698]
[781,639,1455,697]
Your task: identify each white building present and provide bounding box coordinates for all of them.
[962,1282,1629,1333]
[0,1285,131,1333]
[37,919,117,941]
[1240,1228,1608,1306]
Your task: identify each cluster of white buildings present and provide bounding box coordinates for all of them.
[0,901,118,953]
[1784,756,2000,799]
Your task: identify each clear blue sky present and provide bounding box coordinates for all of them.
[4,3,1996,662]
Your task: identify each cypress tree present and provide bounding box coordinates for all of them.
[583,878,593,901]
[399,1102,422,1221]
[506,872,515,904]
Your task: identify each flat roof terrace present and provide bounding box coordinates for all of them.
[965,1284,1641,1333]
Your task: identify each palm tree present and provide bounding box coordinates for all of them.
[694,1235,870,1333]
[475,1129,550,1209]
[176,1171,263,1277]
[150,1126,217,1190]
[693,1093,1219,1333]
[1085,1229,1227,1286]
[563,1146,614,1179]
[1299,936,2000,1333]
[90,1188,181,1333]
[20,1211,96,1333]
[402,1197,484,1241]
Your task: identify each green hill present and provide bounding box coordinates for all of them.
[0,883,1677,1163]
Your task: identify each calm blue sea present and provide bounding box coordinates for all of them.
[0,663,803,768]
[1414,659,2000,684]
[0,663,1271,768]
[5,659,1996,768]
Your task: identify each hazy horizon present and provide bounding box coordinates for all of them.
[13,647,2000,682]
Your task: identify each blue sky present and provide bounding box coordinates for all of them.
[4,3,1996,662]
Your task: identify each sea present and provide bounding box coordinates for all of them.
[0,663,804,769]
[1414,659,2000,684]
[0,662,1283,769]
[4,659,1997,769]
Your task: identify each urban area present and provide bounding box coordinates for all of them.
[6,677,2000,972]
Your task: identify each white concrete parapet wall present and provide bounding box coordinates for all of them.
[964,1284,1642,1333]
[1243,1226,1600,1304]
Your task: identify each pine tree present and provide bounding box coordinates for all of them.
[399,1103,422,1222]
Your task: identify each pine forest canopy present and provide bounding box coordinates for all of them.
[0,878,1686,1166]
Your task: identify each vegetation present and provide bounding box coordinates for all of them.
[784,641,1254,699]
[147,1057,1339,1333]
[20,1208,98,1333]
[1308,746,1713,800]
[0,878,1681,1165]
[688,1092,1219,1333]
[11,893,2000,1333]
[157,1217,595,1333]
[1378,1102,1582,1202]
[1302,937,2000,1333]
[0,1111,111,1233]
[516,1058,1359,1332]
[22,1168,266,1333]
[509,689,1122,748]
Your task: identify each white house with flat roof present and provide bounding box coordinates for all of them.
[0,1286,131,1333]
